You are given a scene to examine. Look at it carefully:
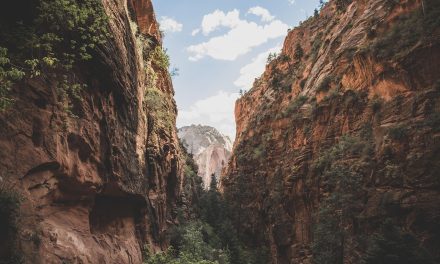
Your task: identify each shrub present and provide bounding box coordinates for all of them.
[335,0,353,11]
[266,52,277,64]
[362,219,435,264]
[284,95,308,117]
[0,183,22,263]
[0,0,110,111]
[371,96,383,113]
[252,145,266,160]
[300,79,307,89]
[151,46,170,71]
[294,43,304,60]
[424,112,440,132]
[310,33,323,62]
[0,48,25,111]
[316,76,332,92]
[0,183,21,233]
[144,88,174,132]
[311,136,369,264]
[368,0,440,60]
[388,126,407,140]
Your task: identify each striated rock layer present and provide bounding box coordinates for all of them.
[224,0,440,263]
[178,125,232,189]
[0,0,183,263]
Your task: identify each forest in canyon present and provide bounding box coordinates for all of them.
[0,0,439,263]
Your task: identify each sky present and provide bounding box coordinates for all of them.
[153,0,322,139]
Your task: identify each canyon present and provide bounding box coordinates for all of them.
[0,0,439,263]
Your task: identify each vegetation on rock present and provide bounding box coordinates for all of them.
[0,0,110,111]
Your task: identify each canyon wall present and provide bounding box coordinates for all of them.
[224,0,440,263]
[0,0,183,263]
[178,125,232,189]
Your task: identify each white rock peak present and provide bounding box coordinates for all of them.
[178,124,233,189]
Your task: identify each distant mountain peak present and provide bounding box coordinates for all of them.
[178,125,232,188]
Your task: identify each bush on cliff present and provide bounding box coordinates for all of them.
[362,219,435,264]
[0,48,25,111]
[0,183,23,263]
[312,136,369,264]
[0,0,109,111]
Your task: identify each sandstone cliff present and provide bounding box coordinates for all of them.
[178,125,232,189]
[224,0,440,263]
[0,0,183,263]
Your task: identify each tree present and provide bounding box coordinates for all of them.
[294,43,304,60]
[362,220,435,264]
[209,174,218,191]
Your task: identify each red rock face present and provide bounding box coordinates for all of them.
[0,0,181,263]
[129,0,162,41]
[224,0,440,263]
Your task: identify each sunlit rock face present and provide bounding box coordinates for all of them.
[224,0,440,262]
[178,125,232,188]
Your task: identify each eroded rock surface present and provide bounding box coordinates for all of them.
[224,0,440,263]
[0,0,182,263]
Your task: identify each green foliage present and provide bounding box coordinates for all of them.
[314,9,319,18]
[151,46,170,71]
[300,79,307,89]
[0,48,25,111]
[313,136,368,172]
[335,0,353,11]
[362,219,435,264]
[310,33,323,62]
[371,95,383,113]
[35,0,109,63]
[312,202,344,264]
[424,112,440,132]
[158,222,229,264]
[144,247,179,264]
[312,136,369,264]
[157,152,269,264]
[388,126,407,141]
[283,95,308,117]
[366,0,440,60]
[0,184,21,233]
[0,183,23,264]
[294,43,304,60]
[266,52,278,64]
[0,0,109,111]
[252,145,266,160]
[316,76,332,93]
[145,88,174,132]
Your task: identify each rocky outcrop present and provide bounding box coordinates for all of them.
[224,0,440,263]
[178,125,232,189]
[0,0,182,263]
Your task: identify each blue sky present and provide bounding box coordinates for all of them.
[153,0,321,138]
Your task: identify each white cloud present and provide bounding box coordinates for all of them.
[247,6,274,22]
[200,9,241,35]
[234,45,282,90]
[187,19,288,61]
[159,17,183,33]
[177,91,239,139]
[191,29,200,36]
[187,8,288,61]
[288,0,296,5]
